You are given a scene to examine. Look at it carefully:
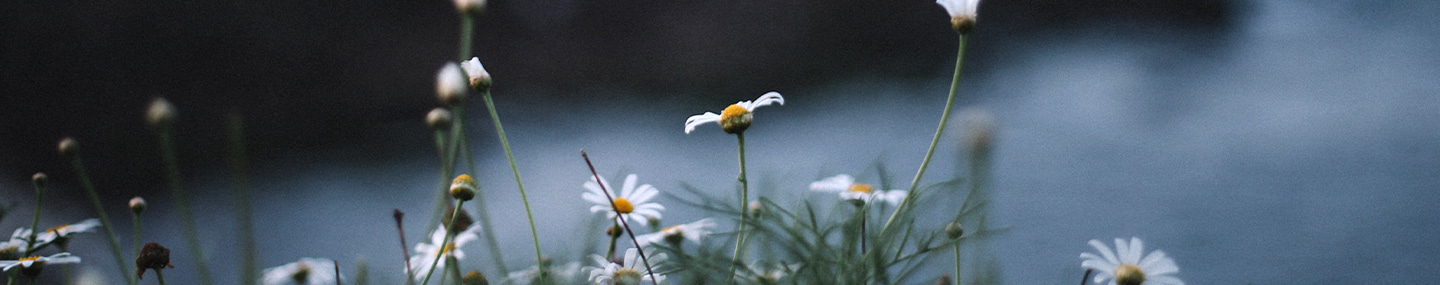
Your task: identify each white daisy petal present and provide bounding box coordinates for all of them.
[746,92,785,111]
[809,174,854,192]
[1079,237,1183,285]
[1088,239,1119,265]
[684,112,721,134]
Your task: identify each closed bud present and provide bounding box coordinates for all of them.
[436,63,469,106]
[129,197,147,214]
[945,222,964,239]
[31,173,47,189]
[748,200,764,218]
[460,57,492,92]
[57,137,79,158]
[426,108,454,130]
[449,174,478,201]
[463,270,489,285]
[146,97,177,128]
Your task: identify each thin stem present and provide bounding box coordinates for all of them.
[605,222,621,260]
[334,260,342,285]
[581,151,659,285]
[882,35,970,234]
[23,179,43,257]
[420,201,466,285]
[156,128,213,285]
[953,242,962,285]
[132,214,141,259]
[67,154,137,285]
[155,270,166,285]
[427,110,459,234]
[481,91,543,281]
[226,113,258,285]
[394,210,415,285]
[861,207,868,255]
[1079,269,1092,285]
[728,132,750,280]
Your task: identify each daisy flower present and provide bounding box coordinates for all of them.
[633,218,716,248]
[262,257,338,285]
[809,174,907,206]
[1080,237,1184,285]
[0,252,81,277]
[407,225,482,281]
[0,239,29,261]
[504,261,581,285]
[582,174,665,225]
[13,219,101,248]
[935,0,980,33]
[586,248,666,285]
[684,92,785,134]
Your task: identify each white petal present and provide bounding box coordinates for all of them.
[745,91,785,111]
[621,174,639,198]
[1113,238,1131,264]
[810,174,855,192]
[1088,239,1120,265]
[1125,237,1144,264]
[1148,275,1185,285]
[684,112,721,134]
[629,184,660,204]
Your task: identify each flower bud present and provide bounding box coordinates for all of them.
[606,225,623,238]
[443,207,474,233]
[146,97,177,128]
[460,57,492,92]
[748,200,764,218]
[436,63,469,106]
[945,222,964,239]
[129,197,147,214]
[454,0,485,16]
[450,174,478,201]
[426,108,454,131]
[135,242,174,280]
[463,270,489,285]
[57,137,79,158]
[31,173,47,189]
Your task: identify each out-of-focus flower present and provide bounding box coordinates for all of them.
[586,248,665,285]
[582,174,664,225]
[935,0,980,33]
[454,0,485,15]
[634,218,716,248]
[0,252,81,278]
[129,197,148,214]
[261,257,338,285]
[16,218,101,247]
[461,57,492,91]
[1080,237,1184,285]
[437,62,469,106]
[505,260,581,285]
[407,225,482,281]
[809,174,907,206]
[748,261,800,285]
[684,92,785,134]
[146,97,177,128]
[451,174,479,201]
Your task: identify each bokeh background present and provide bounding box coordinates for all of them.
[3,0,1439,283]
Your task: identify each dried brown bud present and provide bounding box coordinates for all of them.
[443,207,474,233]
[136,242,174,280]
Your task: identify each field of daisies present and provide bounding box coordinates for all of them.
[2,0,1184,284]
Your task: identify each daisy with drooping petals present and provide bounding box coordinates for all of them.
[23,218,101,246]
[634,218,716,248]
[261,257,338,285]
[809,174,907,206]
[586,248,666,285]
[1080,237,1184,285]
[407,225,482,281]
[582,174,665,225]
[684,92,785,134]
[936,0,980,33]
[0,252,81,277]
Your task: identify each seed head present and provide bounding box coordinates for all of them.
[135,242,174,280]
[129,197,147,214]
[146,97,177,128]
[450,174,478,201]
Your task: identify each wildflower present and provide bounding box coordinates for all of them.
[31,173,47,189]
[136,242,174,280]
[958,108,995,157]
[451,174,479,201]
[1080,237,1184,285]
[634,218,716,248]
[0,239,29,260]
[146,97,177,128]
[407,225,482,281]
[586,248,665,285]
[582,174,665,225]
[16,218,101,247]
[262,257,338,285]
[130,197,148,214]
[505,260,582,285]
[684,92,785,134]
[935,0,980,34]
[809,174,907,206]
[0,252,81,278]
[461,57,492,92]
[437,62,469,106]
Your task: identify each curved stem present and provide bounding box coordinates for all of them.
[882,35,970,233]
[157,128,213,285]
[420,201,465,285]
[23,181,42,256]
[481,91,543,281]
[68,155,137,285]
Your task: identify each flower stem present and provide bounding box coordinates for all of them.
[882,34,970,234]
[605,221,621,260]
[157,127,214,285]
[481,90,543,281]
[66,151,138,285]
[447,102,510,275]
[420,201,465,285]
[22,178,43,257]
[1079,269,1092,285]
[729,132,750,280]
[226,113,259,285]
[953,242,962,285]
[581,151,660,285]
[394,210,415,285]
[155,269,166,285]
[132,214,141,259]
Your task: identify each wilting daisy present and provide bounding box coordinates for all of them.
[262,257,338,285]
[23,218,101,246]
[634,218,716,248]
[935,0,980,33]
[684,92,785,134]
[1080,237,1183,285]
[408,225,482,281]
[0,252,81,277]
[505,261,582,285]
[582,174,665,225]
[586,248,666,285]
[809,174,907,206]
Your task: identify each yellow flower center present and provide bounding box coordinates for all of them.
[848,183,873,193]
[46,225,68,233]
[18,256,40,262]
[613,268,643,285]
[720,104,749,122]
[441,243,457,255]
[1114,264,1146,285]
[613,198,635,214]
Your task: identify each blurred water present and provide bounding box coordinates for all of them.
[5,1,1439,284]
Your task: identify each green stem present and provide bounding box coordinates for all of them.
[605,222,620,260]
[22,180,42,257]
[155,269,166,285]
[953,242,962,285]
[420,201,465,285]
[459,15,473,60]
[227,113,259,285]
[132,214,141,259]
[428,108,460,234]
[728,132,750,281]
[157,128,213,285]
[452,106,509,275]
[480,91,544,282]
[882,35,970,234]
[67,154,137,285]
